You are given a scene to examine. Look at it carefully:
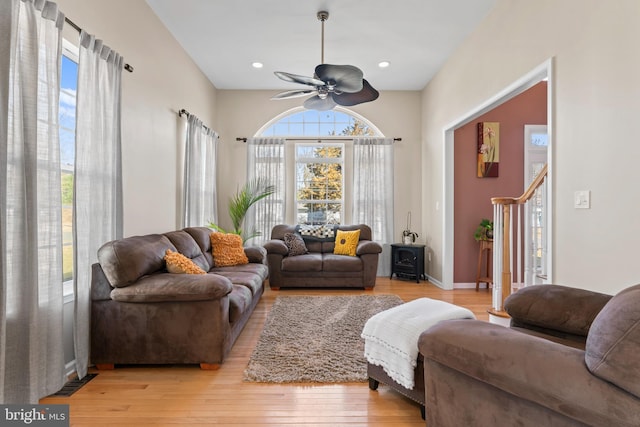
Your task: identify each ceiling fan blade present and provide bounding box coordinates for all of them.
[303,95,337,111]
[274,71,325,87]
[332,79,379,106]
[315,64,363,93]
[271,89,318,100]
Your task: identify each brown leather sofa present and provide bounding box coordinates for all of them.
[263,224,382,289]
[418,284,640,426]
[91,227,268,369]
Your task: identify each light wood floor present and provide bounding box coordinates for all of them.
[41,278,492,426]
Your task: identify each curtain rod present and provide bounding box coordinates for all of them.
[64,17,134,73]
[178,109,215,134]
[235,137,402,143]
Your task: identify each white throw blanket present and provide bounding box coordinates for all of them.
[361,297,475,390]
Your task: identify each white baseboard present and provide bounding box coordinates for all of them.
[65,360,76,379]
[454,282,490,289]
[427,276,443,288]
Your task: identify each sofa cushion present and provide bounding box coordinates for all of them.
[333,229,361,256]
[339,224,372,241]
[212,271,264,296]
[228,285,253,323]
[284,232,308,256]
[164,249,206,274]
[281,253,323,272]
[183,227,216,267]
[585,284,640,398]
[98,234,176,288]
[211,263,269,282]
[210,232,249,267]
[164,230,210,271]
[323,253,363,272]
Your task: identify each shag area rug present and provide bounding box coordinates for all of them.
[244,294,403,383]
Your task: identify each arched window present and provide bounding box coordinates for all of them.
[258,107,382,138]
[255,107,383,226]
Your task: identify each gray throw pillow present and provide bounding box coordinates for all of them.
[283,233,308,256]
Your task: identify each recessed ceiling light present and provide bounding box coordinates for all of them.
[378,61,390,68]
[252,62,264,69]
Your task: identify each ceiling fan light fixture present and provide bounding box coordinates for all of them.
[272,10,379,110]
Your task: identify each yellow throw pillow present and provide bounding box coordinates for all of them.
[210,232,249,267]
[164,249,206,274]
[333,229,361,256]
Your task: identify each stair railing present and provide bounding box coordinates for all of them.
[489,164,548,317]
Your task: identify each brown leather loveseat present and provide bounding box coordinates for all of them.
[91,227,268,369]
[263,224,382,290]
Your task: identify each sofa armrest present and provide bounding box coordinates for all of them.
[356,240,382,256]
[419,320,640,427]
[505,284,612,337]
[263,239,288,256]
[244,245,267,264]
[109,272,233,303]
[91,263,114,301]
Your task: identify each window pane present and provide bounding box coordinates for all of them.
[261,125,275,136]
[60,50,78,283]
[259,109,379,227]
[274,122,289,135]
[289,122,304,136]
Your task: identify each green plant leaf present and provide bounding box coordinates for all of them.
[220,177,275,241]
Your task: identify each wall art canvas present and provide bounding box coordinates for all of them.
[477,122,500,178]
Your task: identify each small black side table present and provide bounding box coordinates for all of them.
[390,244,426,283]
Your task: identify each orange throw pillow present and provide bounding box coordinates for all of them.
[164,249,206,274]
[210,232,249,267]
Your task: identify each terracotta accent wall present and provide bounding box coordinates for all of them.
[453,82,547,283]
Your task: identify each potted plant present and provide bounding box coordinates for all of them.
[474,218,494,241]
[209,177,275,243]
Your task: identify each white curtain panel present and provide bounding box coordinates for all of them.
[183,115,219,228]
[0,0,66,403]
[353,138,394,276]
[73,30,124,379]
[246,138,286,246]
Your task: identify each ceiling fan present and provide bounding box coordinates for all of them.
[271,11,379,111]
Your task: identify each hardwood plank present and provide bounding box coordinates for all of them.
[41,278,491,426]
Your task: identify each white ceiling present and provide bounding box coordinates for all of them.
[146,0,496,91]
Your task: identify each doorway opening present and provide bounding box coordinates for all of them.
[442,59,554,290]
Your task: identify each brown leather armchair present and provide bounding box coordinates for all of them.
[418,284,640,426]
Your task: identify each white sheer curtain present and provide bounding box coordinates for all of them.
[0,0,66,403]
[183,114,219,227]
[353,138,394,276]
[73,30,124,379]
[246,138,286,245]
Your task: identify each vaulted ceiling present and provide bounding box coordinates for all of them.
[146,0,496,91]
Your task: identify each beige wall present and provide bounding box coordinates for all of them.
[55,0,422,264]
[57,0,219,236]
[422,0,640,294]
[215,90,424,255]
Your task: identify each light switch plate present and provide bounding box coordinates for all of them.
[574,190,590,209]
